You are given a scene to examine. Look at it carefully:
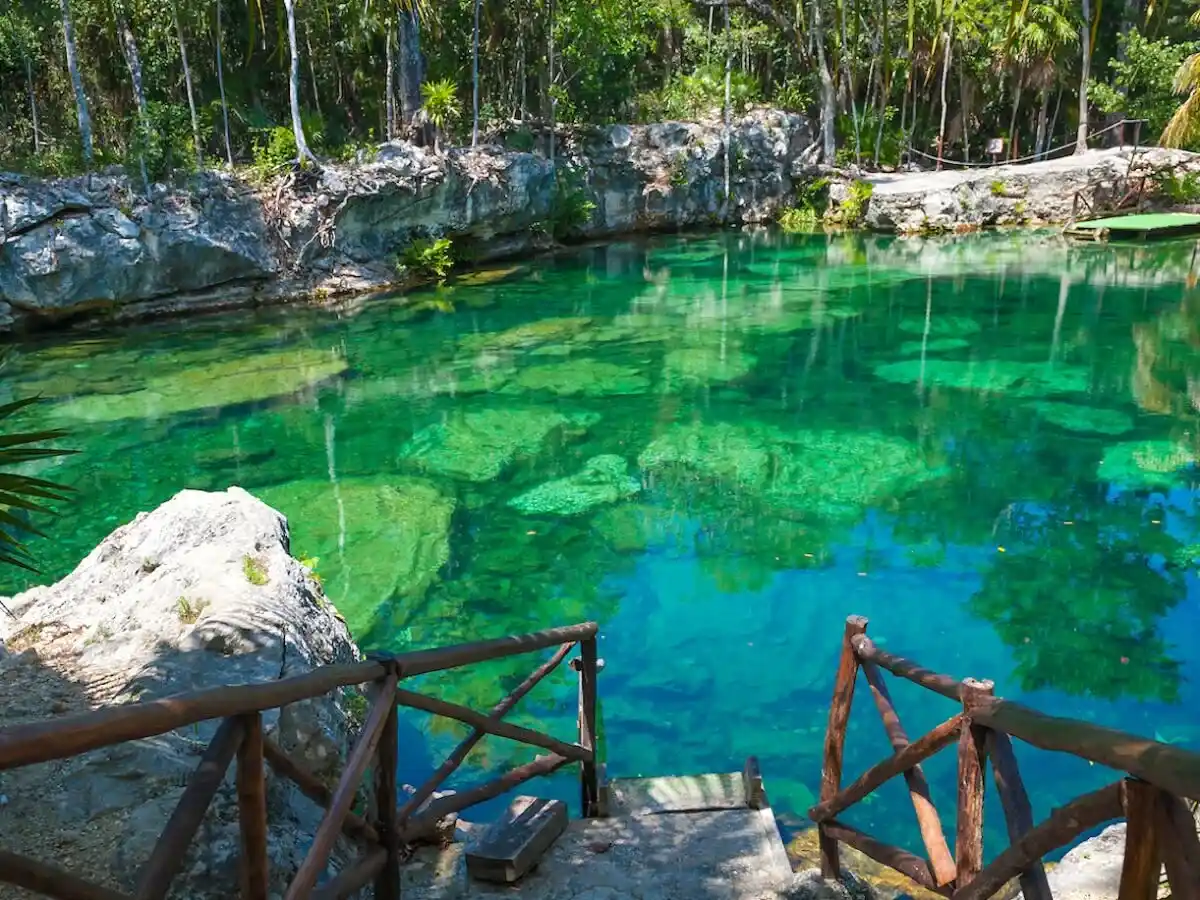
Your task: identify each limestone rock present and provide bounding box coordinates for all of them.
[780,869,876,900]
[1019,824,1126,900]
[0,487,362,897]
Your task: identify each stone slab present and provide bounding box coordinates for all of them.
[403,807,794,900]
[465,796,568,884]
[607,773,748,816]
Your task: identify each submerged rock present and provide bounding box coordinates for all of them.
[51,348,349,422]
[0,487,360,897]
[1097,440,1196,488]
[255,476,455,637]
[1029,401,1134,435]
[873,359,1089,396]
[662,346,757,389]
[897,315,981,337]
[399,406,583,482]
[504,358,651,396]
[639,422,773,488]
[509,455,641,516]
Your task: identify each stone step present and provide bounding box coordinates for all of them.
[464,796,568,885]
[604,758,767,817]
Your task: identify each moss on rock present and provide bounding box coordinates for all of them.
[509,455,642,516]
[873,359,1089,396]
[1097,440,1196,488]
[1030,401,1134,435]
[662,346,756,389]
[503,358,651,396]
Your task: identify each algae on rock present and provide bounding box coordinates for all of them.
[1030,402,1134,435]
[897,315,981,337]
[1097,440,1196,488]
[53,349,349,423]
[399,407,583,482]
[509,455,642,516]
[662,347,756,390]
[255,476,455,638]
[639,422,772,488]
[503,359,651,397]
[873,359,1089,396]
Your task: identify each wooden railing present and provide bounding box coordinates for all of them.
[0,621,601,900]
[811,616,1200,900]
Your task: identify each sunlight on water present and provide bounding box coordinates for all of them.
[4,229,1200,854]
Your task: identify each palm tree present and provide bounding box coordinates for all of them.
[1004,0,1076,159]
[0,397,72,574]
[1161,4,1200,148]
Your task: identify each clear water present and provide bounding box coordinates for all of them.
[4,230,1200,856]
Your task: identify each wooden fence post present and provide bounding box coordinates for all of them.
[237,712,269,900]
[818,615,869,879]
[577,637,599,818]
[957,678,994,888]
[374,667,401,900]
[1119,779,1163,900]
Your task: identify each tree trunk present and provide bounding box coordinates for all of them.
[723,0,732,220]
[937,20,953,170]
[385,27,396,139]
[1034,88,1050,159]
[960,65,970,162]
[215,0,234,165]
[116,8,150,188]
[283,0,316,163]
[173,5,203,168]
[305,26,322,119]
[472,0,481,147]
[548,0,556,168]
[838,0,861,162]
[1076,0,1092,154]
[1048,85,1064,154]
[25,54,41,154]
[59,0,93,165]
[813,0,837,161]
[1008,70,1023,160]
[874,0,890,167]
[397,9,422,129]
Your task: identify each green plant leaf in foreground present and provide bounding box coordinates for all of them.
[0,396,75,572]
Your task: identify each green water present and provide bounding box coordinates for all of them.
[4,230,1200,852]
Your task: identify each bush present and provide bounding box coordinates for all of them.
[1154,170,1200,204]
[1090,30,1200,142]
[399,237,455,279]
[825,180,873,228]
[130,101,202,182]
[635,66,761,122]
[421,78,462,147]
[548,168,597,240]
[251,126,298,175]
[990,180,1007,197]
[778,206,820,232]
[772,76,814,113]
[506,127,536,152]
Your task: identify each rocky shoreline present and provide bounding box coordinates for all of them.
[3,110,1200,335]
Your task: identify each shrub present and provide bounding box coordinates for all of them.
[399,237,455,279]
[548,168,597,240]
[669,152,691,187]
[990,180,1007,197]
[242,555,269,586]
[635,66,761,121]
[1154,170,1200,204]
[825,179,874,228]
[421,78,462,149]
[773,76,814,113]
[176,596,208,625]
[778,206,820,232]
[251,126,298,175]
[130,101,202,182]
[507,127,536,152]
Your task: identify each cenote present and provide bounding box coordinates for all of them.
[4,229,1200,856]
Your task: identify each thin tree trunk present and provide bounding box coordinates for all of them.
[60,0,93,165]
[723,0,732,220]
[1008,70,1023,160]
[960,65,970,162]
[472,0,481,147]
[839,0,861,162]
[215,0,234,165]
[937,19,954,170]
[813,0,837,161]
[898,70,910,158]
[1076,0,1092,153]
[305,26,322,120]
[1048,85,1064,154]
[173,6,203,168]
[1034,88,1050,159]
[283,0,316,162]
[875,0,889,166]
[385,27,396,140]
[397,9,422,130]
[25,54,41,154]
[116,8,150,188]
[548,0,556,167]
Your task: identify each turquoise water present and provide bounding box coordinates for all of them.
[4,230,1200,855]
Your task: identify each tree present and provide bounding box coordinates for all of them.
[397,1,424,133]
[1076,0,1094,153]
[282,0,317,164]
[58,0,92,165]
[213,0,234,165]
[472,0,481,147]
[173,4,203,168]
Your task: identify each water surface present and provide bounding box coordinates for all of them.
[5,230,1200,854]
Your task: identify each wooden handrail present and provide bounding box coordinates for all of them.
[0,621,598,771]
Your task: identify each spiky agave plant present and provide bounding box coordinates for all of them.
[0,396,73,572]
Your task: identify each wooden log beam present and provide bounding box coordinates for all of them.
[956,679,994,889]
[389,622,597,678]
[400,753,571,840]
[285,673,398,900]
[261,736,379,843]
[820,820,951,896]
[578,636,600,817]
[1119,779,1164,900]
[0,850,132,900]
[952,781,1125,900]
[397,641,575,824]
[393,688,590,762]
[851,635,962,701]
[1159,792,1200,900]
[808,713,964,823]
[135,717,244,900]
[0,662,382,771]
[375,688,401,900]
[310,848,386,900]
[970,697,1200,802]
[818,615,869,879]
[236,712,270,900]
[986,731,1051,900]
[861,660,956,886]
